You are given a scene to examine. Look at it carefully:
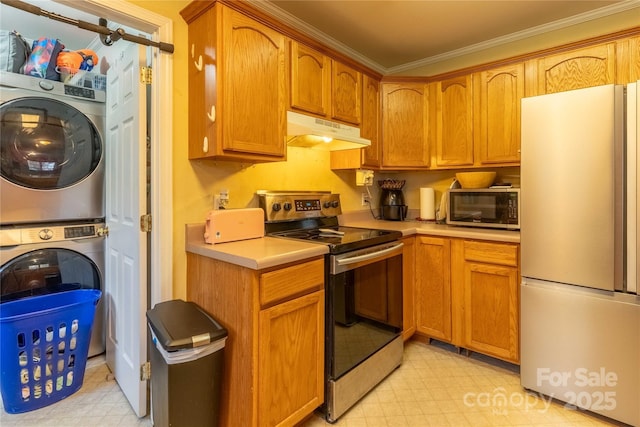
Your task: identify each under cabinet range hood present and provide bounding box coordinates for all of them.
[286,111,371,151]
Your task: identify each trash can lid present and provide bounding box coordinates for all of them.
[146,299,228,351]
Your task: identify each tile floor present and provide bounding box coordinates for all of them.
[1,340,624,426]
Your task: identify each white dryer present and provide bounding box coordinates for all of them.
[0,221,106,357]
[0,70,105,225]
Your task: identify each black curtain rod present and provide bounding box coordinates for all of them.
[1,0,174,54]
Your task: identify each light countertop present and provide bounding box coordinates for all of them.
[185,211,520,269]
[185,223,328,270]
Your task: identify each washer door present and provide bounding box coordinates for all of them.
[0,248,101,303]
[0,97,102,189]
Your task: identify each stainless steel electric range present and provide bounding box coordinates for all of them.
[258,191,404,422]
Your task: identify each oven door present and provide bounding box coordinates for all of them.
[328,241,403,380]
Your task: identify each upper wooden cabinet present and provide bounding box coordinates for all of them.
[528,43,616,95]
[381,83,430,168]
[473,63,524,166]
[431,75,474,168]
[182,3,287,161]
[616,35,640,84]
[361,74,381,167]
[289,41,330,117]
[289,41,362,125]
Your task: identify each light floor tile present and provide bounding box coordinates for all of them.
[1,339,625,426]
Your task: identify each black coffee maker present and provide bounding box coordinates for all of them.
[379,179,408,221]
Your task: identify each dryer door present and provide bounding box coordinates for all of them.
[0,97,102,189]
[0,248,101,303]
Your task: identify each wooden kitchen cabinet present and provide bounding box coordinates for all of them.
[289,41,331,117]
[186,254,324,427]
[527,43,616,95]
[401,236,416,340]
[616,35,640,84]
[431,75,474,168]
[415,236,520,364]
[329,73,380,170]
[415,236,452,342]
[473,63,524,166]
[181,2,287,161]
[381,83,430,168]
[289,42,361,125]
[453,240,520,364]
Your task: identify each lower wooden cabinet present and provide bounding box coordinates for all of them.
[401,236,416,340]
[415,236,520,364]
[186,254,324,427]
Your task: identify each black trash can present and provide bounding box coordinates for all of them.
[146,299,227,427]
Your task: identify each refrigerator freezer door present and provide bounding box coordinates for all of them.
[521,279,640,426]
[521,85,622,291]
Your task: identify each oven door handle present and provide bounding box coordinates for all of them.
[336,243,404,266]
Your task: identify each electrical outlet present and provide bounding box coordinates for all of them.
[361,192,370,206]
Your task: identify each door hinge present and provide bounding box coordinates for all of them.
[97,225,109,237]
[140,214,152,232]
[140,361,151,381]
[140,67,152,85]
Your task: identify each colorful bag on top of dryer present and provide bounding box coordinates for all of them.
[23,37,65,80]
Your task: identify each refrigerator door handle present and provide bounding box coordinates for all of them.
[627,82,638,294]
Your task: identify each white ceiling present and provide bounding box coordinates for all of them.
[256,0,640,74]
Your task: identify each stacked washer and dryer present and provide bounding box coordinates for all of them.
[0,70,107,356]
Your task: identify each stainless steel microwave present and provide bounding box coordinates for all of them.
[447,188,520,230]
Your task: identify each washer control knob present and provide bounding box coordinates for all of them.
[39,229,53,240]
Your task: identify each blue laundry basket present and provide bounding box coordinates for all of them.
[0,289,101,414]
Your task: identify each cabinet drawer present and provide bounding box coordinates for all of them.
[463,241,518,267]
[260,258,324,307]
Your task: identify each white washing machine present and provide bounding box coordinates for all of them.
[0,221,106,357]
[0,70,105,225]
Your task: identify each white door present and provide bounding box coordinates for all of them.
[105,42,149,417]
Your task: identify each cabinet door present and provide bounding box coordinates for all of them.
[415,236,451,341]
[221,8,287,157]
[331,61,361,125]
[533,43,616,95]
[381,83,430,168]
[258,291,324,427]
[433,75,473,167]
[402,236,416,341]
[361,74,381,167]
[462,262,519,363]
[474,64,524,165]
[187,5,217,159]
[460,240,519,363]
[616,35,640,84]
[290,41,330,116]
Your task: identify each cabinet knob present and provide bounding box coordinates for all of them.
[203,136,209,153]
[207,106,216,123]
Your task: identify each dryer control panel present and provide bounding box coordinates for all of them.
[0,222,106,247]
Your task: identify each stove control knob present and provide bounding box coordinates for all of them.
[323,201,331,208]
[283,202,292,211]
[331,200,339,208]
[272,202,282,212]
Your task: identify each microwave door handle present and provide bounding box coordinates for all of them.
[336,243,404,266]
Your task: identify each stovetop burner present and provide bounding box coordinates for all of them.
[259,191,402,254]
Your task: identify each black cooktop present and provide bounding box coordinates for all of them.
[265,217,402,254]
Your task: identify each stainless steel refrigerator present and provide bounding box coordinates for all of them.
[520,82,640,426]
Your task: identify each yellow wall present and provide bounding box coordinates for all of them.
[128,1,638,300]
